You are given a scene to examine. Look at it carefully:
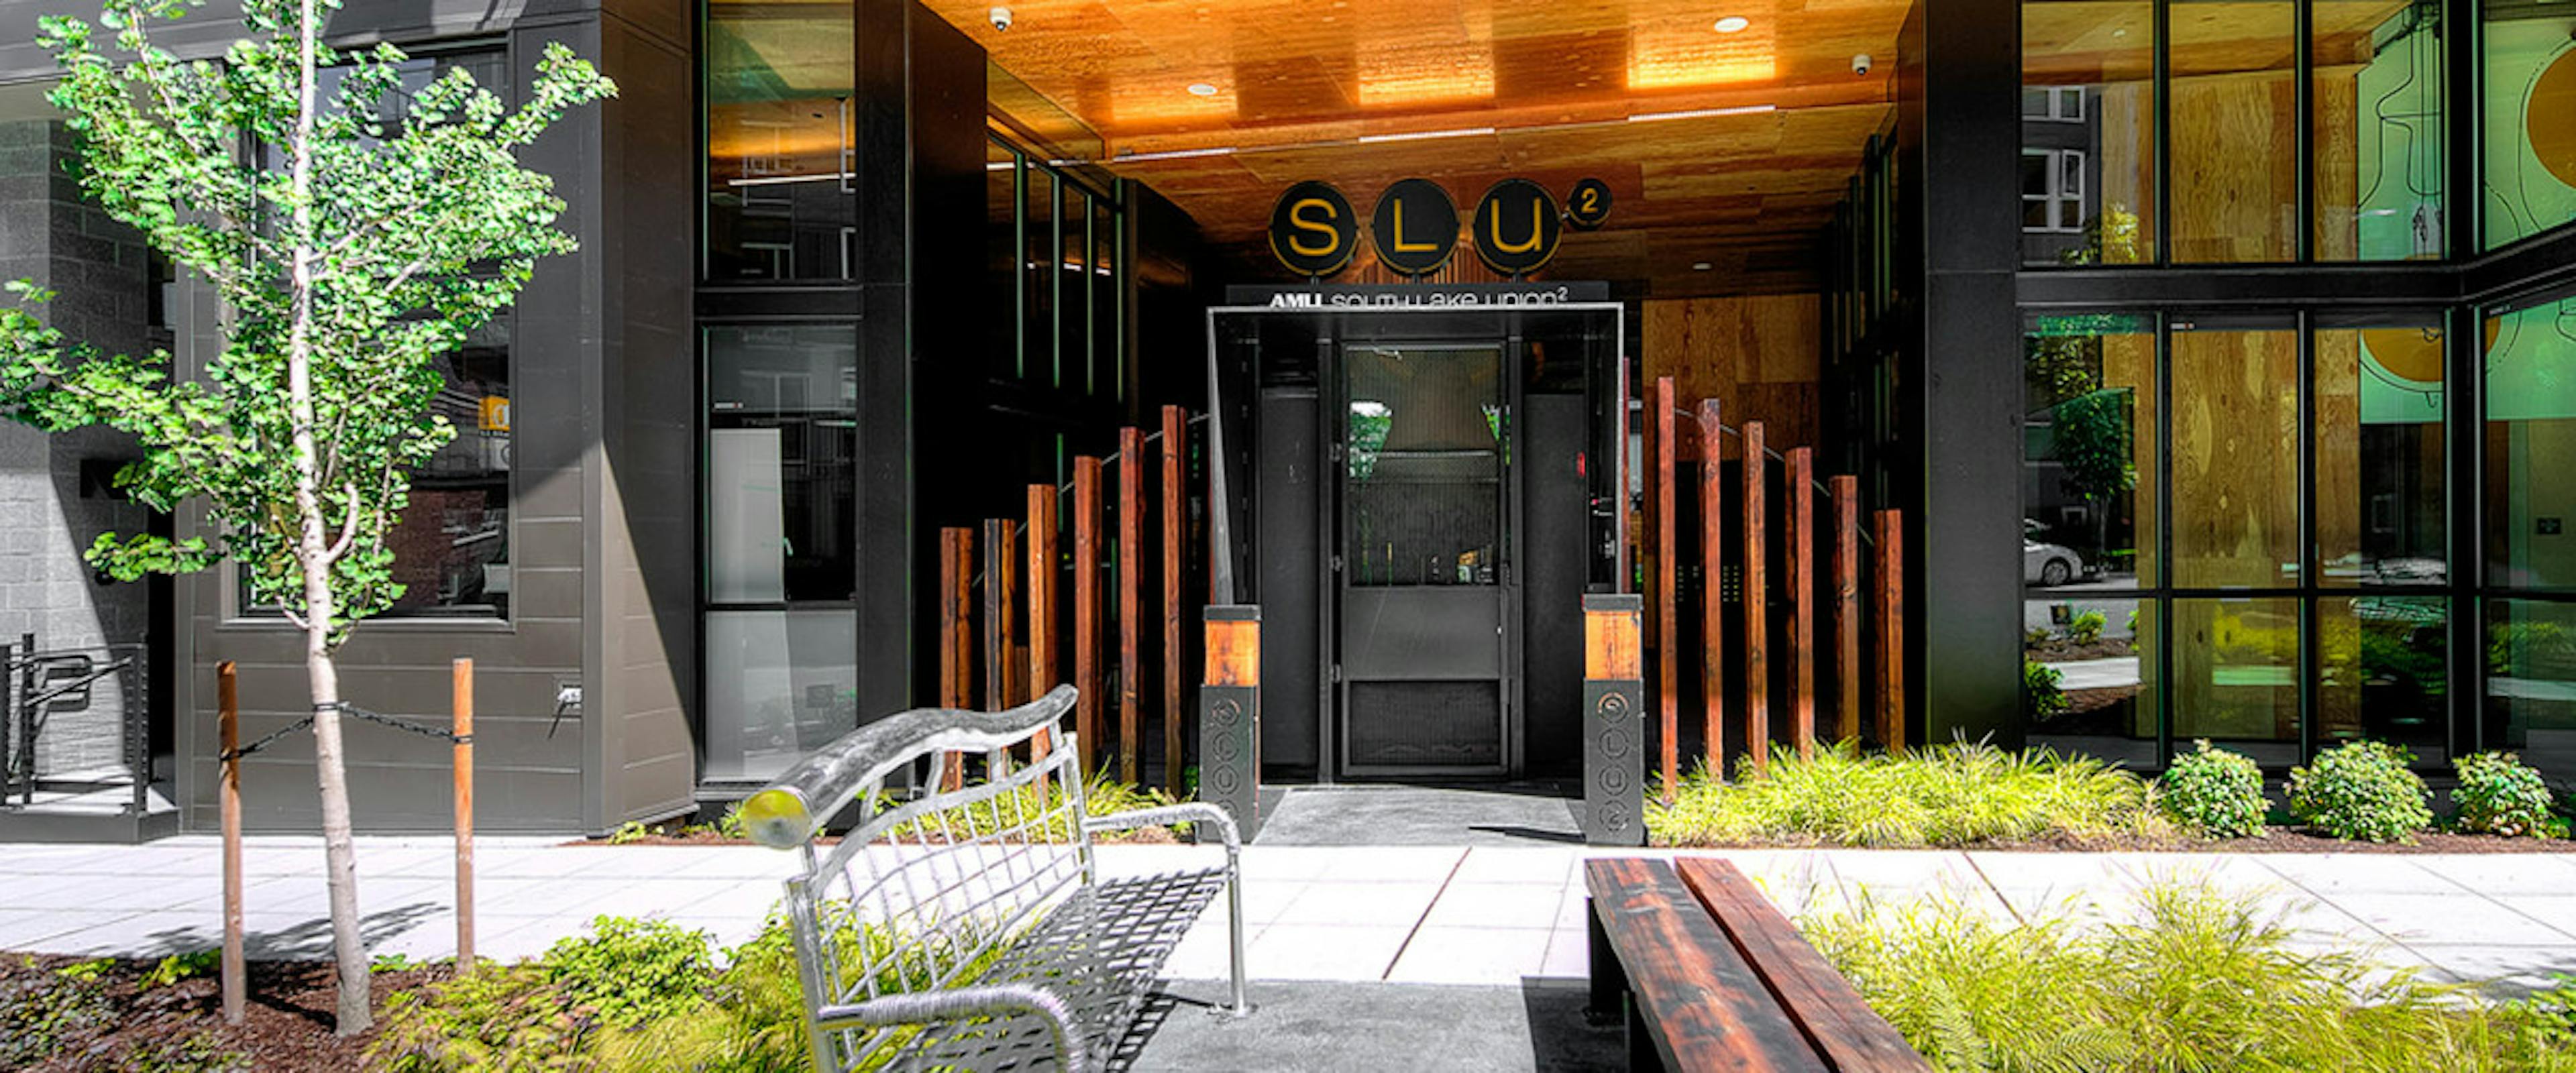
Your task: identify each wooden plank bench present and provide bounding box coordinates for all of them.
[1586,857,1929,1072]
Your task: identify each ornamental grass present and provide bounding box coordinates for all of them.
[1647,740,2174,848]
[1799,882,2576,1072]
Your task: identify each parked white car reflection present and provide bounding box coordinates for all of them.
[2024,539,2084,587]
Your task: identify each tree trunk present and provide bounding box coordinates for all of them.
[285,0,370,1035]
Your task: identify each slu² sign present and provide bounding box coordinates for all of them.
[1267,177,1608,278]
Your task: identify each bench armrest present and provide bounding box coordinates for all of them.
[812,984,1091,1072]
[1083,801,1240,851]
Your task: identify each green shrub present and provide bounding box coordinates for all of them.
[371,964,594,1072]
[0,956,117,1068]
[119,1031,249,1073]
[2068,608,2106,644]
[2288,740,2432,842]
[540,916,717,1029]
[2452,752,2561,838]
[888,769,1179,842]
[605,820,649,844]
[1648,741,2172,848]
[1801,882,2576,1072]
[2514,974,2576,1048]
[716,801,750,840]
[2024,661,2069,719]
[140,949,220,989]
[2156,740,2267,839]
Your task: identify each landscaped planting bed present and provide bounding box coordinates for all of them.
[1648,740,2576,852]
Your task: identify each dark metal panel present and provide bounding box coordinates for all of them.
[1254,388,1320,772]
[1338,589,1505,679]
[1522,393,1589,775]
[2018,264,2461,308]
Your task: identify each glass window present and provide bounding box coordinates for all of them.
[2487,599,2576,785]
[382,315,513,617]
[2026,598,2157,768]
[2024,313,2157,589]
[988,139,1020,381]
[1093,194,1118,398]
[703,609,856,782]
[2318,595,2447,763]
[2480,2,2576,250]
[704,0,855,281]
[2168,1,2298,263]
[2484,288,2576,588]
[705,325,858,604]
[2315,314,2445,585]
[2021,0,2156,265]
[2172,597,2301,767]
[1026,168,1057,386]
[2313,1,2445,261]
[1064,190,1091,396]
[2172,317,2299,586]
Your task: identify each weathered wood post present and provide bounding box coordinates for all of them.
[1119,427,1144,785]
[217,661,244,1023]
[938,526,971,789]
[1162,406,1186,798]
[985,517,1017,775]
[1654,376,1677,803]
[1695,398,1724,779]
[1875,509,1906,754]
[1742,420,1769,775]
[1027,484,1058,781]
[1199,606,1261,840]
[1075,458,1104,773]
[1833,476,1862,743]
[451,658,475,972]
[1583,594,1646,846]
[1786,447,1815,760]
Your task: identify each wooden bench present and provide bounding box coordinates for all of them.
[1586,857,1929,1072]
[741,685,1248,1073]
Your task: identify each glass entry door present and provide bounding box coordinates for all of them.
[1338,344,1511,775]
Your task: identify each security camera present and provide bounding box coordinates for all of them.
[989,6,1012,31]
[1851,53,1873,76]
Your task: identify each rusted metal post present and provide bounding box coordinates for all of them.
[1654,376,1677,803]
[1786,449,1815,761]
[1582,595,1645,846]
[1028,484,1058,781]
[1161,406,1187,799]
[1834,477,1862,744]
[939,526,970,789]
[1695,398,1724,781]
[1200,606,1261,840]
[451,658,475,972]
[1119,427,1144,785]
[1075,458,1104,775]
[1876,509,1906,754]
[218,661,244,1023]
[1742,421,1769,775]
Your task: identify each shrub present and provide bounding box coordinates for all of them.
[2452,752,2561,838]
[2025,661,2068,719]
[2288,740,2432,842]
[1801,882,2576,1072]
[2068,608,2106,644]
[1648,741,2172,848]
[539,916,718,1030]
[0,956,117,1069]
[372,964,593,1073]
[140,950,221,989]
[605,820,650,845]
[2157,740,2267,839]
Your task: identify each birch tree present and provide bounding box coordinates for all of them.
[0,0,610,1033]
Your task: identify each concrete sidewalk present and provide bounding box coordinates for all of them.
[3,838,2573,995]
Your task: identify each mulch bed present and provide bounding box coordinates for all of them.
[1,953,449,1073]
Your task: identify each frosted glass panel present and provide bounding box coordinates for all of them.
[704,610,857,782]
[710,428,787,603]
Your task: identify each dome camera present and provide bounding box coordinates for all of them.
[1851,53,1873,76]
[989,6,1013,31]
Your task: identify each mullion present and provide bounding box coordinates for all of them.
[2154,312,2174,765]
[2296,310,2317,761]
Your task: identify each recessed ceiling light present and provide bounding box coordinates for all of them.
[1187,82,1220,97]
[1713,15,1750,33]
[1692,262,1714,271]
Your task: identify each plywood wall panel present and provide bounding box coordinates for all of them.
[1642,294,1821,450]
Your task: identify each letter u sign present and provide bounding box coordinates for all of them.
[1472,178,1560,276]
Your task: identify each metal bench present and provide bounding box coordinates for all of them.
[1587,857,1929,1072]
[742,685,1248,1073]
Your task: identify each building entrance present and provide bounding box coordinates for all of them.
[1210,288,1625,783]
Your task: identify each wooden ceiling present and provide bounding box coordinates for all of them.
[936,0,1916,296]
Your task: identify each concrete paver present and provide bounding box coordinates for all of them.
[1,836,2567,997]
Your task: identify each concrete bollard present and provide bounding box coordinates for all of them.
[1583,594,1646,846]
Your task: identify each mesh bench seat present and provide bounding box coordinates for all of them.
[742,686,1249,1073]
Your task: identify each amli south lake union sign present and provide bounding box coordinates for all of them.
[1267,177,1609,278]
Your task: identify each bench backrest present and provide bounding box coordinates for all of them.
[743,686,1091,1071]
